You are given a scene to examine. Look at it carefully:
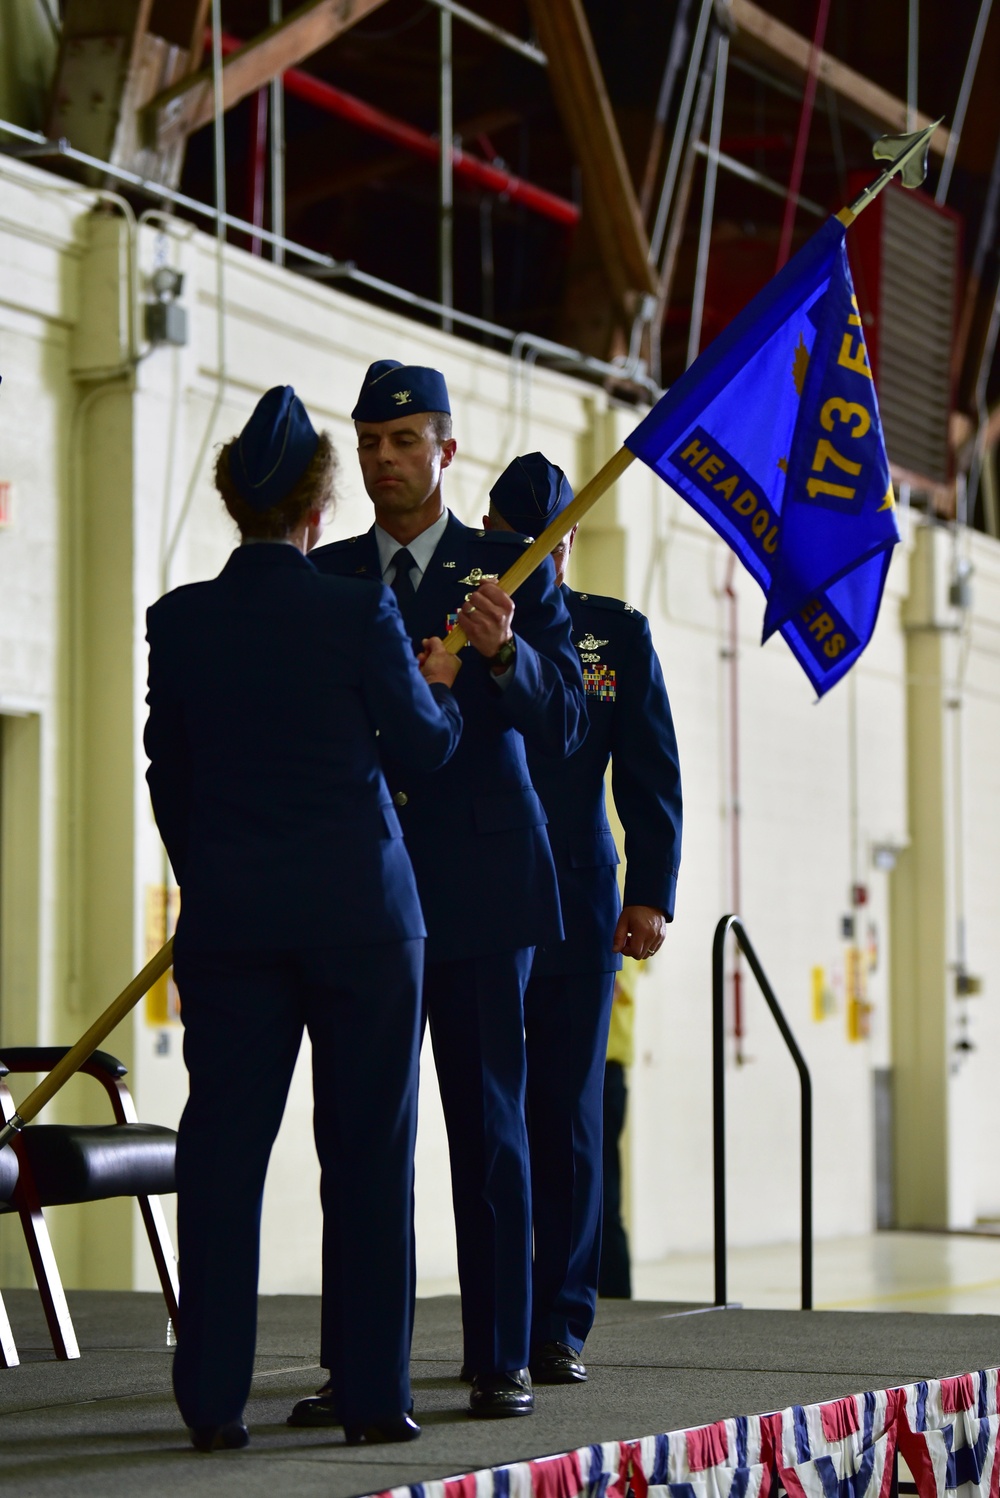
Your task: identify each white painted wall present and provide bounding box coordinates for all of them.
[0,151,995,1304]
[585,430,911,1279]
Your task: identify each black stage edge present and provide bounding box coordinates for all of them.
[2,1290,1000,1497]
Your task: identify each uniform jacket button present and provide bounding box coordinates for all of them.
[394,791,409,807]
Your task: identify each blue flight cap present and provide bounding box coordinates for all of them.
[489,453,574,537]
[231,385,319,511]
[352,359,451,422]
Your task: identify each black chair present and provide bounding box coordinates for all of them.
[0,1047,178,1362]
[0,1094,21,1366]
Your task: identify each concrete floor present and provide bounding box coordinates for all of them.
[2,1277,1000,1498]
[632,1230,1000,1314]
[417,1230,1000,1315]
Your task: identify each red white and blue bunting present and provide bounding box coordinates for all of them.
[365,1369,1000,1498]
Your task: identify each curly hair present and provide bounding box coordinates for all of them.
[215,431,339,539]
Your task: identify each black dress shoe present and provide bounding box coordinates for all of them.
[529,1340,588,1384]
[469,1368,534,1418]
[189,1421,250,1452]
[287,1395,340,1428]
[344,1414,421,1445]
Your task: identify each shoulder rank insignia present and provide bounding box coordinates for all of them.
[623,603,635,612]
[575,632,609,664]
[459,566,499,587]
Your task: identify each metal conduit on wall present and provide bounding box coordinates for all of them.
[0,120,654,400]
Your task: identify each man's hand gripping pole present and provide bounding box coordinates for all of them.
[443,446,636,654]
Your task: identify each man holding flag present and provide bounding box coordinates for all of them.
[302,361,587,1423]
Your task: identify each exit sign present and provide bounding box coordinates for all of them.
[0,482,11,527]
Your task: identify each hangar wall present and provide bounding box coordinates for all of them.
[0,152,994,1302]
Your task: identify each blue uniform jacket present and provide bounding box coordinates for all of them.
[310,514,587,963]
[144,543,462,953]
[527,587,682,977]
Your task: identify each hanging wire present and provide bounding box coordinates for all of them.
[648,0,716,268]
[687,34,729,369]
[270,0,285,266]
[966,268,1000,524]
[936,0,994,206]
[657,33,717,328]
[160,1,229,592]
[640,0,696,220]
[439,4,454,331]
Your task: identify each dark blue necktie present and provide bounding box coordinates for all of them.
[390,547,417,607]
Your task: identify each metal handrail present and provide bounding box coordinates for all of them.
[713,914,813,1310]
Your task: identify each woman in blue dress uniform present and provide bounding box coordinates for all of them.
[144,387,462,1452]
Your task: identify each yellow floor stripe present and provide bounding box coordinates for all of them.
[817,1276,1000,1310]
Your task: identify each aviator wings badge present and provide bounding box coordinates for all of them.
[576,631,609,664]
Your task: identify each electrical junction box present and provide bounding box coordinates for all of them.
[144,300,188,347]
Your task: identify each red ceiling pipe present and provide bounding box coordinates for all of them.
[214,30,580,228]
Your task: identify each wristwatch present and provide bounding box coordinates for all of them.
[489,637,517,671]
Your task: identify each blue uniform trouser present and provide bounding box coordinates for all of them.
[425,948,534,1376]
[599,1060,632,1298]
[171,940,422,1430]
[524,968,617,1353]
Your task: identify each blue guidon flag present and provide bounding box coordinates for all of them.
[626,215,899,696]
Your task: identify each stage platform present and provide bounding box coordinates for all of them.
[1,1288,998,1498]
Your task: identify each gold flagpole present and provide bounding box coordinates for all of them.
[0,120,944,1149]
[0,450,640,1146]
[0,939,175,1149]
[444,121,942,658]
[444,445,637,654]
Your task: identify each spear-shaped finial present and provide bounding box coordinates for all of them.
[837,118,944,226]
